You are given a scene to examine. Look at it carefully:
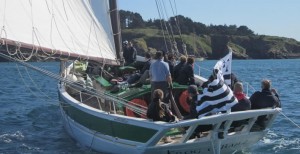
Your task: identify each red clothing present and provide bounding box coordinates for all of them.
[234,92,246,101]
[232,92,251,112]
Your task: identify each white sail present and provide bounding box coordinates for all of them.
[0,0,116,62]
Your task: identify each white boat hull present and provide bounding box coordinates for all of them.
[58,83,279,154]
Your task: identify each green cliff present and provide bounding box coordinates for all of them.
[122,28,300,59]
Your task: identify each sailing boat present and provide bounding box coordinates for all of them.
[0,0,281,153]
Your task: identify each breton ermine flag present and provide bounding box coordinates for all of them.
[196,49,237,118]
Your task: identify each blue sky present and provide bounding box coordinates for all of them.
[119,0,300,41]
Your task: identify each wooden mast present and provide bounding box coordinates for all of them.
[109,0,122,63]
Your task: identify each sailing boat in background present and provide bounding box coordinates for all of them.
[0,0,281,153]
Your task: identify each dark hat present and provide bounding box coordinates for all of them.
[187,85,198,95]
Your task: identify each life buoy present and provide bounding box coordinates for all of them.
[179,90,190,113]
[125,98,148,118]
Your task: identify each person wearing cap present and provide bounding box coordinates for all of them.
[122,40,137,66]
[149,51,172,102]
[183,85,198,120]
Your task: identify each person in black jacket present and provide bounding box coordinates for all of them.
[176,57,195,85]
[250,79,281,109]
[250,79,281,129]
[122,41,137,66]
[173,55,186,81]
[165,53,175,78]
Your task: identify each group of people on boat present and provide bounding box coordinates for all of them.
[116,41,282,133]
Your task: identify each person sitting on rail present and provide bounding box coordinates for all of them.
[129,52,152,87]
[230,82,251,129]
[182,85,212,138]
[232,82,251,112]
[250,79,281,129]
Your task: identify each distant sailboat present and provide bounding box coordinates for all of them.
[0,0,281,153]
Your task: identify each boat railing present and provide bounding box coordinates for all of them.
[64,83,147,116]
[144,108,280,147]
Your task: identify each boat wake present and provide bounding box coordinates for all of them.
[256,130,300,153]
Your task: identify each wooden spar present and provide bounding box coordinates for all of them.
[0,39,119,65]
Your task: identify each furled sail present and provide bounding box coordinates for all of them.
[0,0,117,64]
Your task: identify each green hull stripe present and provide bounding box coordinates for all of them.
[61,100,157,143]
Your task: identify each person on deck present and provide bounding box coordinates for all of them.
[147,89,176,122]
[165,53,175,78]
[147,89,176,143]
[183,85,198,120]
[231,82,251,112]
[176,57,195,85]
[173,55,186,81]
[229,73,239,90]
[129,53,152,87]
[250,79,281,109]
[231,82,251,128]
[122,41,137,66]
[149,51,172,102]
[249,79,281,128]
[183,85,212,138]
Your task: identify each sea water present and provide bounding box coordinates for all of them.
[0,59,300,153]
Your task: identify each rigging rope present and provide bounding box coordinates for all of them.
[154,0,186,57]
[0,53,147,116]
[275,108,300,129]
[154,0,169,53]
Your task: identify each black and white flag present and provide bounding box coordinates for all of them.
[196,51,237,118]
[214,49,232,87]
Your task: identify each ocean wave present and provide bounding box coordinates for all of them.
[0,131,24,143]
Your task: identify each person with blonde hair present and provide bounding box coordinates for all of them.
[231,82,251,112]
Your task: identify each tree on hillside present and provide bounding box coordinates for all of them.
[119,10,256,36]
[194,22,208,35]
[130,13,145,28]
[236,26,254,36]
[119,10,144,29]
[169,15,194,34]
